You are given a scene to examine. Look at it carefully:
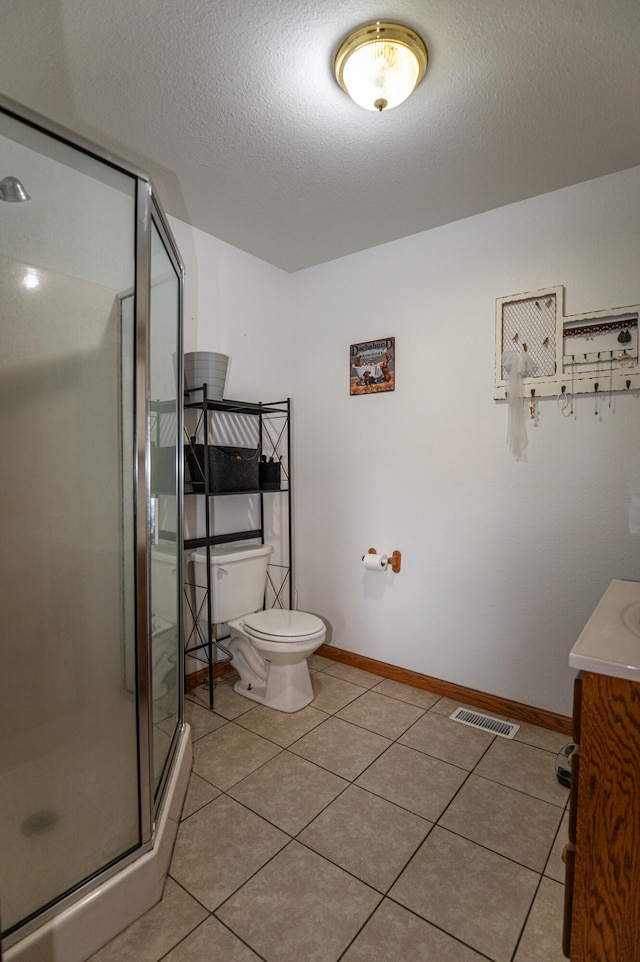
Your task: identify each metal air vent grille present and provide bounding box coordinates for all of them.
[450,707,519,739]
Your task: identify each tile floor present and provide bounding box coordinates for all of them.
[89,656,571,962]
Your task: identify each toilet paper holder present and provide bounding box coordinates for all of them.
[363,547,402,573]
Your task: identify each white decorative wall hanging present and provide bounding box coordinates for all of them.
[494,286,639,401]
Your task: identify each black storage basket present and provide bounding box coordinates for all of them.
[259,460,281,490]
[186,443,259,492]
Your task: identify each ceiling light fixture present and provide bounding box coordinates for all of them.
[334,21,428,112]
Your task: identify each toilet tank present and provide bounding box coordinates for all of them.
[190,543,273,624]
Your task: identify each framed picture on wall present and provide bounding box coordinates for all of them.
[350,337,395,396]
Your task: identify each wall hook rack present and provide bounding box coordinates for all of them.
[495,286,640,399]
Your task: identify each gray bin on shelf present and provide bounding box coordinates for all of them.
[184,351,228,401]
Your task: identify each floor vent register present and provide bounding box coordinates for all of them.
[449,707,519,739]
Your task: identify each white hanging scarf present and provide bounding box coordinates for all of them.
[502,350,538,461]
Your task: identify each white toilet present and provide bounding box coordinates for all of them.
[190,543,325,712]
[150,543,179,698]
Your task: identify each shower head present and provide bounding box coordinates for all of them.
[0,176,30,202]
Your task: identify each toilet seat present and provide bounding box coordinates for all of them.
[243,608,325,643]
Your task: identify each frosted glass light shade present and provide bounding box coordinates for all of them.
[335,22,428,112]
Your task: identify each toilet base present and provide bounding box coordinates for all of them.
[232,658,315,713]
[227,624,323,713]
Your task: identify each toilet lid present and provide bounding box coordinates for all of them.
[244,609,324,638]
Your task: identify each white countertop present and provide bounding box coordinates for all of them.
[569,579,640,682]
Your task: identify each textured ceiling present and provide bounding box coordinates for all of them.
[1,0,639,272]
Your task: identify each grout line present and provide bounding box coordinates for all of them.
[221,771,348,840]
[379,896,498,962]
[464,767,569,810]
[335,898,383,962]
[210,835,297,912]
[508,871,545,962]
[379,820,437,894]
[350,778,435,822]
[164,873,210,914]
[429,823,547,878]
[466,769,569,810]
[150,880,211,962]
[212,915,270,962]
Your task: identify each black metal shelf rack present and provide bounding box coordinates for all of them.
[183,388,292,708]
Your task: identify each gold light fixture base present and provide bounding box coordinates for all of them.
[334,21,428,112]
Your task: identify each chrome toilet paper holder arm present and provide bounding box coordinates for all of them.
[363,547,402,573]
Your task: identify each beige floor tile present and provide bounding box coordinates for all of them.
[544,810,569,883]
[310,672,366,713]
[390,827,539,962]
[298,785,431,891]
[355,743,467,821]
[513,877,567,962]
[162,915,262,961]
[430,696,509,720]
[323,661,384,688]
[184,699,228,742]
[217,840,381,962]
[192,722,281,791]
[289,716,391,780]
[228,750,348,835]
[88,877,208,961]
[233,702,329,747]
[336,690,425,739]
[399,710,495,770]
[371,678,441,710]
[170,795,288,911]
[185,686,207,708]
[181,772,221,820]
[439,774,564,871]
[473,738,570,807]
[512,722,573,755]
[341,898,487,962]
[308,653,335,670]
[189,680,257,720]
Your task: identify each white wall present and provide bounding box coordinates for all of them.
[167,170,640,718]
[289,166,640,718]
[167,217,292,400]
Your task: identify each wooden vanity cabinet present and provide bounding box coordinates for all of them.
[564,670,640,961]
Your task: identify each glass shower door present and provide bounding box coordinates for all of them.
[0,109,140,934]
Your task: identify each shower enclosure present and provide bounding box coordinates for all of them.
[0,97,189,961]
